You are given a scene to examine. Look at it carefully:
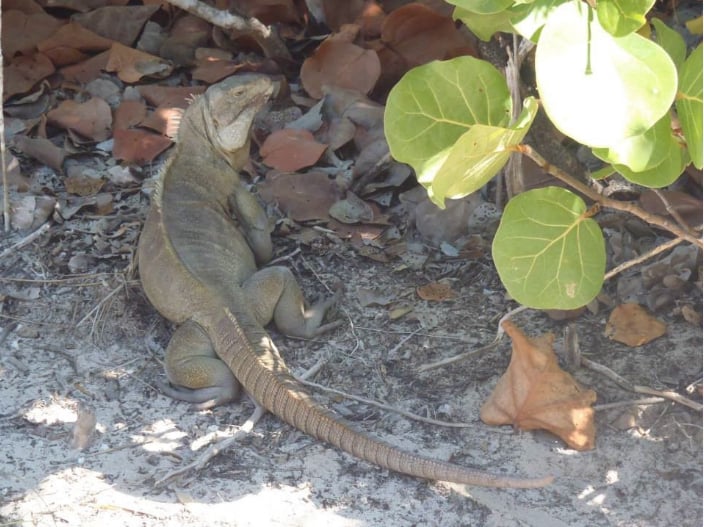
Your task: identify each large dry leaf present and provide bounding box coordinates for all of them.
[481,320,597,451]
[380,3,474,66]
[47,97,112,141]
[4,52,56,101]
[258,171,342,222]
[301,39,381,99]
[60,50,111,84]
[37,22,113,66]
[136,85,206,108]
[260,129,327,171]
[72,5,160,46]
[2,10,64,58]
[12,135,66,172]
[604,303,667,347]
[112,129,172,165]
[113,100,148,131]
[639,190,702,229]
[106,42,173,83]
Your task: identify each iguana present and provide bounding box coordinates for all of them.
[137,74,553,489]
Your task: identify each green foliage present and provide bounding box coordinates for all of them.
[596,0,655,37]
[492,187,605,309]
[535,1,677,148]
[676,43,703,169]
[384,0,702,309]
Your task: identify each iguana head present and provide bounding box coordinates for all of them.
[186,74,275,168]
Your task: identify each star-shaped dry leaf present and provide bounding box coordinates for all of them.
[480,320,597,451]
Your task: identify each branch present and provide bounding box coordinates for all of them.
[163,0,291,60]
[514,144,703,249]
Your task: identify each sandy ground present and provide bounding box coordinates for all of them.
[0,187,702,527]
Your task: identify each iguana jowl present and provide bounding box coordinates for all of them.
[137,74,553,489]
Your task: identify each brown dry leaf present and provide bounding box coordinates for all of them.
[191,58,246,84]
[106,42,173,83]
[416,282,457,301]
[60,49,111,84]
[12,135,66,172]
[72,5,160,46]
[321,0,367,31]
[301,39,381,99]
[639,189,702,229]
[71,403,97,451]
[4,52,56,101]
[137,85,206,108]
[2,9,64,58]
[47,97,112,141]
[113,100,148,131]
[258,170,341,222]
[329,191,375,224]
[2,153,30,191]
[604,303,667,346]
[480,320,597,451]
[381,3,475,66]
[65,175,105,196]
[158,14,210,66]
[11,195,57,230]
[37,22,114,67]
[231,0,302,25]
[4,0,45,14]
[112,129,173,165]
[260,129,327,171]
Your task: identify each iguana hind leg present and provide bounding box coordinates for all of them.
[243,266,342,337]
[162,320,241,409]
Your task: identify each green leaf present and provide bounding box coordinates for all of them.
[535,1,678,148]
[596,0,654,37]
[449,0,515,15]
[422,98,539,206]
[453,6,517,41]
[492,187,605,309]
[676,43,703,169]
[385,57,511,186]
[592,114,671,172]
[511,0,568,41]
[651,18,686,70]
[612,141,689,187]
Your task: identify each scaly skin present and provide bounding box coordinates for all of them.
[137,74,553,489]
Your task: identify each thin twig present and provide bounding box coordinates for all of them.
[514,144,703,249]
[604,237,685,281]
[593,397,666,411]
[295,377,473,429]
[0,222,51,260]
[652,188,693,235]
[581,357,702,412]
[417,305,528,372]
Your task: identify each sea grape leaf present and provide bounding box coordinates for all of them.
[596,0,655,37]
[651,18,686,70]
[676,43,703,169]
[421,97,538,206]
[492,187,605,309]
[535,1,677,148]
[385,56,511,192]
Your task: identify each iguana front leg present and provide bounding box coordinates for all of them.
[228,181,272,265]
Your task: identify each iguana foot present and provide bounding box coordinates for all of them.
[162,320,241,408]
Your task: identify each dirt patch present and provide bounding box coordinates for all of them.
[0,178,701,527]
